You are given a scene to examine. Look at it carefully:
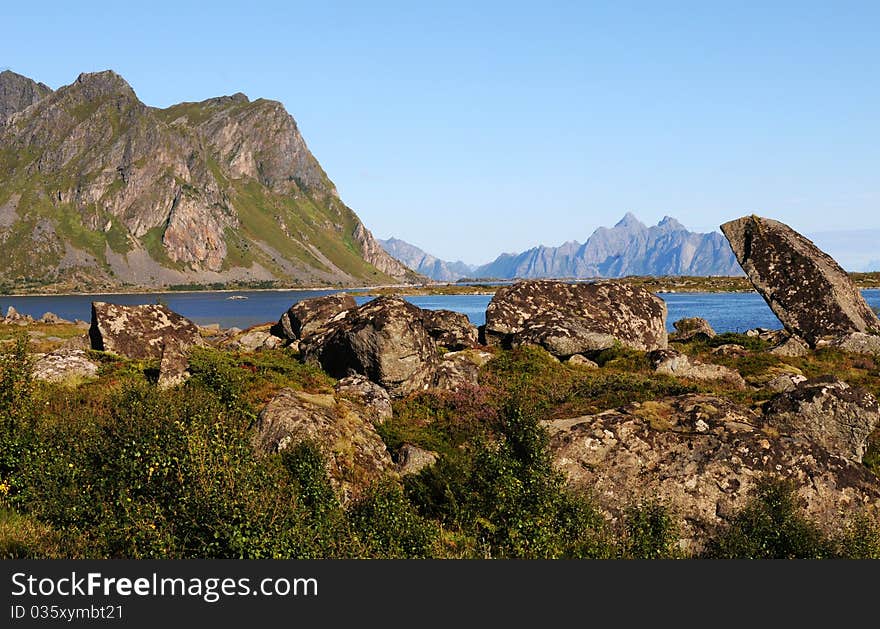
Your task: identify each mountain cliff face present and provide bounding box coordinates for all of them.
[378,237,475,282]
[473,213,743,279]
[0,70,418,291]
[382,213,742,281]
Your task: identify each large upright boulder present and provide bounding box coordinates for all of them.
[271,293,356,342]
[89,302,203,360]
[300,297,439,397]
[721,215,880,346]
[483,280,668,355]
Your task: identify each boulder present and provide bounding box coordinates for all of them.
[4,306,33,324]
[421,309,478,350]
[766,373,807,393]
[157,338,191,390]
[334,374,393,425]
[88,302,202,360]
[648,349,747,389]
[770,336,810,357]
[548,394,880,553]
[271,293,356,342]
[763,377,880,463]
[567,354,599,368]
[39,312,70,324]
[671,317,716,341]
[253,388,395,502]
[32,349,99,383]
[721,216,880,346]
[484,280,667,356]
[300,297,439,397]
[832,332,880,356]
[711,344,747,357]
[227,327,283,351]
[432,349,494,390]
[397,444,438,476]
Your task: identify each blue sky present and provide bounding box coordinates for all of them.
[3,1,879,266]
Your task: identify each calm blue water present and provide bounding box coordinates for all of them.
[1,289,878,333]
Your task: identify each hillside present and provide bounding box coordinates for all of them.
[378,237,475,282]
[0,70,419,292]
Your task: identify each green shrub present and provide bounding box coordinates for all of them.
[347,482,438,558]
[619,500,681,559]
[704,476,832,559]
[0,334,36,489]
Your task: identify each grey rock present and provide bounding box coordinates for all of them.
[433,349,494,390]
[766,373,808,393]
[157,338,191,390]
[567,354,599,368]
[763,377,880,463]
[721,216,880,346]
[421,309,478,350]
[397,443,438,476]
[89,301,203,360]
[548,394,880,554]
[32,348,99,383]
[831,332,880,356]
[39,312,70,324]
[770,336,810,357]
[648,349,746,389]
[711,344,748,357]
[484,280,667,355]
[335,374,393,425]
[272,293,356,342]
[301,296,439,397]
[253,388,395,502]
[671,317,716,341]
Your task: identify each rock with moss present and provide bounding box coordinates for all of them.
[32,348,99,383]
[763,377,880,463]
[271,293,356,342]
[397,443,438,476]
[300,296,439,397]
[831,332,880,356]
[721,215,880,346]
[89,301,203,360]
[334,374,393,425]
[548,393,880,553]
[567,354,599,368]
[770,335,810,357]
[253,388,395,502]
[484,280,668,356]
[671,317,716,341]
[648,349,746,389]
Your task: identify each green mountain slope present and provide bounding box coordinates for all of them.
[0,70,420,292]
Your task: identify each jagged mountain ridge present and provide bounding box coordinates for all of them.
[0,69,417,291]
[378,237,475,282]
[382,213,743,281]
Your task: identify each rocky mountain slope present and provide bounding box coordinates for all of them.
[378,237,475,282]
[382,213,742,281]
[0,70,418,292]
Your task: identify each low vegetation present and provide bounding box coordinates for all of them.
[2,332,879,559]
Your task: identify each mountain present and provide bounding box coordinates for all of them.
[378,237,475,281]
[0,70,418,292]
[471,213,743,279]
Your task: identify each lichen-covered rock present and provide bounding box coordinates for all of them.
[397,443,438,476]
[157,338,191,390]
[224,326,283,351]
[89,301,202,360]
[253,388,395,502]
[832,332,880,356]
[432,348,494,390]
[770,335,810,357]
[300,297,439,397]
[548,394,880,553]
[763,377,880,463]
[766,373,807,393]
[648,349,746,389]
[711,344,747,357]
[421,309,478,350]
[334,374,393,425]
[671,317,716,341]
[484,280,667,355]
[32,349,99,383]
[271,293,356,342]
[39,312,70,324]
[721,216,880,346]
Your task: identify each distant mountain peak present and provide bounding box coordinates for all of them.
[615,212,646,229]
[658,215,685,230]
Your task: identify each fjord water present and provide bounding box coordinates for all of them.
[2,289,879,333]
